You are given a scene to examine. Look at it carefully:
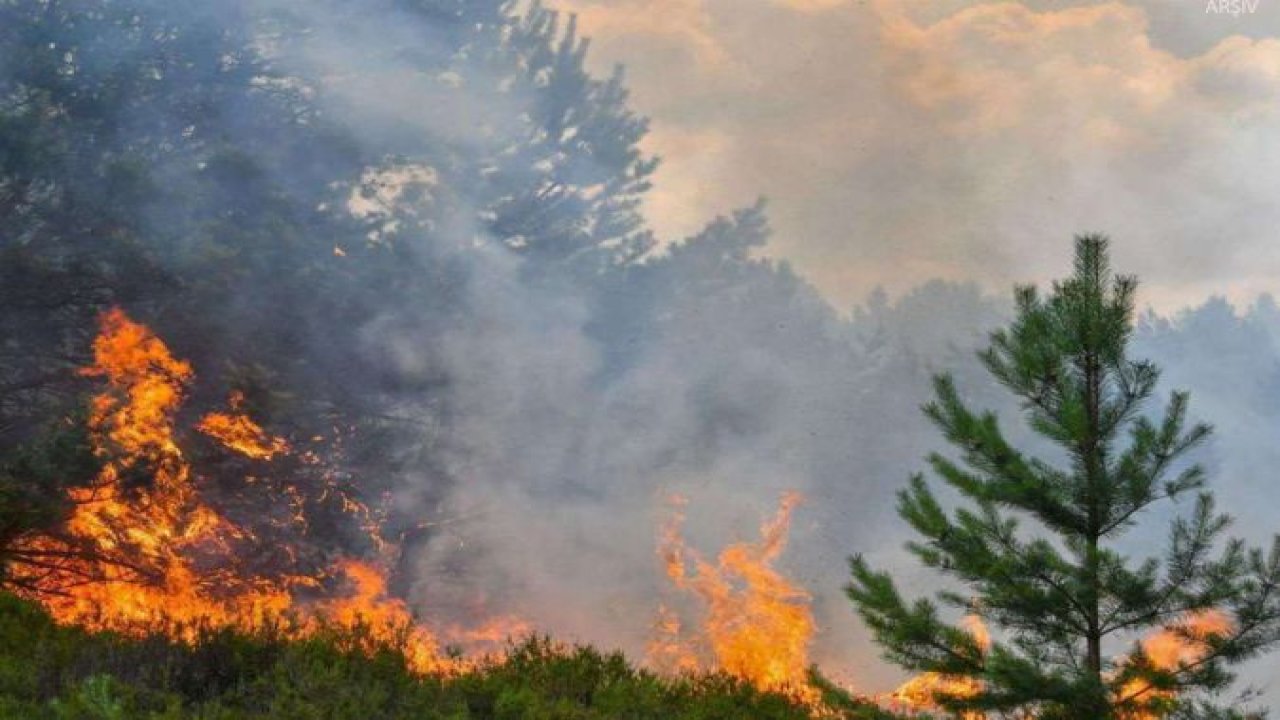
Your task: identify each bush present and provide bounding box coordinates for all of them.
[0,593,896,720]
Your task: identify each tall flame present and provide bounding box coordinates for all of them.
[11,308,474,673]
[653,492,816,693]
[313,558,444,671]
[16,308,295,627]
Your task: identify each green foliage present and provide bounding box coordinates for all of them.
[0,0,659,596]
[847,236,1280,719]
[0,592,896,720]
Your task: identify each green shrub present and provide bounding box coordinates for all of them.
[0,593,897,719]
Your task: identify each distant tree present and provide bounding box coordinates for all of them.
[449,0,658,274]
[847,236,1280,718]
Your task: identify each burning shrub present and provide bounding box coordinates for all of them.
[0,591,896,720]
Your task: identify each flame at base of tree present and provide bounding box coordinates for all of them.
[883,611,1236,719]
[884,615,988,718]
[651,492,817,695]
[1119,610,1235,719]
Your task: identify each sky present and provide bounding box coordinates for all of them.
[550,0,1280,312]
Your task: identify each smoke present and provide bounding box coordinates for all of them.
[4,0,1278,709]
[556,0,1280,312]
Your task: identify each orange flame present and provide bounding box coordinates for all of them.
[12,308,519,675]
[1135,610,1232,673]
[654,492,816,694]
[313,559,445,672]
[647,603,702,675]
[15,308,293,628]
[887,611,1236,718]
[197,391,290,460]
[1120,610,1234,719]
[441,615,535,656]
[886,615,988,717]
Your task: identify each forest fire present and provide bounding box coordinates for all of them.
[653,491,817,694]
[7,307,1253,716]
[14,308,828,693]
[12,308,456,672]
[5,1,1280,713]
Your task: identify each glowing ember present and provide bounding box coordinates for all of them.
[654,492,816,693]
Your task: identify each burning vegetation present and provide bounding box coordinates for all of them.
[3,309,853,706]
[9,309,470,673]
[3,1,1279,715]
[0,308,959,715]
[196,391,291,461]
[3,309,1268,719]
[652,491,816,695]
[883,615,988,717]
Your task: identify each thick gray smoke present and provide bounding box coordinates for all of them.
[243,2,1280,705]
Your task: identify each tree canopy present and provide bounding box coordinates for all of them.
[848,236,1280,718]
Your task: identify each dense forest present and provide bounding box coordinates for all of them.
[2,0,1280,717]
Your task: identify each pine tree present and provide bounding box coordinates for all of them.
[478,1,658,273]
[847,236,1280,719]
